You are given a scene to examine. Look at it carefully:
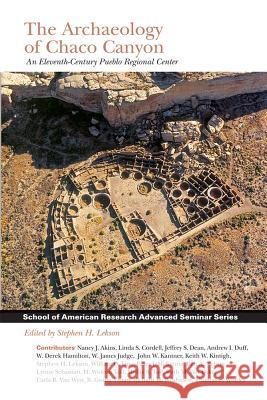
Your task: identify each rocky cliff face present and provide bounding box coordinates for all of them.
[2,72,267,126]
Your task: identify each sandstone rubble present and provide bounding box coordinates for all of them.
[2,72,267,127]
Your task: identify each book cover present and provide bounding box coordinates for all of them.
[0,1,266,399]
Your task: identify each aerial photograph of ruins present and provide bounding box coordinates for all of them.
[1,72,267,310]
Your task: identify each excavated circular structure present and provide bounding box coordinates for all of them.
[196,196,209,208]
[171,172,180,181]
[172,188,182,198]
[80,194,92,206]
[49,149,242,298]
[68,205,79,217]
[180,181,189,191]
[165,181,173,190]
[188,189,196,198]
[127,218,146,238]
[187,205,196,215]
[133,171,143,181]
[95,179,107,190]
[207,186,223,200]
[137,182,152,195]
[153,180,164,190]
[93,193,111,210]
[121,170,130,179]
[183,198,190,205]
